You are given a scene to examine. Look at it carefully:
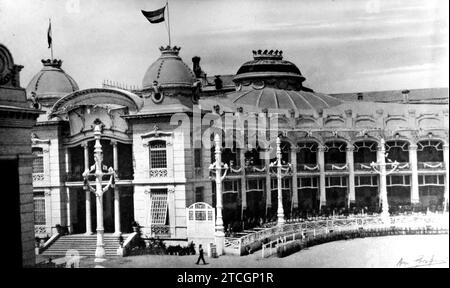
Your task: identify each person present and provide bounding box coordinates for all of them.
[196,244,207,265]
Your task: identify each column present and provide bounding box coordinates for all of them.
[318,145,326,210]
[111,140,121,235]
[66,187,72,233]
[291,148,298,213]
[240,149,246,220]
[214,134,225,256]
[377,139,389,217]
[347,146,355,208]
[276,137,285,226]
[443,144,449,212]
[64,148,72,233]
[82,142,93,235]
[265,155,272,218]
[409,144,420,204]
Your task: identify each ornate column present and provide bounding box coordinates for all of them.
[377,139,389,218]
[347,146,355,208]
[318,145,326,210]
[291,148,298,212]
[111,140,121,236]
[443,144,449,212]
[265,154,272,217]
[276,137,285,226]
[240,148,246,220]
[82,142,93,235]
[213,134,225,255]
[409,144,420,204]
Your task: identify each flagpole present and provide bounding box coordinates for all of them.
[49,18,53,60]
[166,0,171,47]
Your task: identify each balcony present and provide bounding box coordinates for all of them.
[149,168,168,178]
[297,164,320,172]
[325,163,348,172]
[418,162,445,171]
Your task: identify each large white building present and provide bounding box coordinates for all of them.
[26,44,448,255]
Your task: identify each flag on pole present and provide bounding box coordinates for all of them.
[141,6,166,24]
[47,20,52,49]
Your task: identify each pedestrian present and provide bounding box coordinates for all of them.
[196,244,207,265]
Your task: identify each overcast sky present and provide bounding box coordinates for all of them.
[0,0,448,93]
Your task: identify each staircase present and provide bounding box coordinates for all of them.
[41,234,128,257]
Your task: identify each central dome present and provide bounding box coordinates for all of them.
[142,46,196,90]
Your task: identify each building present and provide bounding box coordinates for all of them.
[0,44,42,267]
[27,44,448,247]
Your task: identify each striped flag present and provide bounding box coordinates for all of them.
[47,20,52,49]
[141,6,166,24]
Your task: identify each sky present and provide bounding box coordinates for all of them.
[0,0,448,94]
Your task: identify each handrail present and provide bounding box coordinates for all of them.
[121,232,138,256]
[39,232,60,254]
[231,213,449,256]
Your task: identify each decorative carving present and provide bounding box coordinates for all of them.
[167,187,175,193]
[149,168,168,178]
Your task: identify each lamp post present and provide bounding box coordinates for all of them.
[270,137,292,226]
[209,134,229,256]
[370,138,400,219]
[82,122,116,262]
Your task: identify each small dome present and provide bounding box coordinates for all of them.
[142,46,196,90]
[26,59,79,102]
[234,49,305,85]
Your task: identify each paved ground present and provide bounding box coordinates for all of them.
[43,235,449,268]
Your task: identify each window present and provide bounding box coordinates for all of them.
[298,177,319,188]
[418,175,445,186]
[195,187,204,202]
[149,141,167,169]
[194,148,202,168]
[34,191,45,225]
[149,189,168,225]
[325,176,348,188]
[271,178,291,190]
[355,175,378,187]
[32,148,44,174]
[223,180,239,193]
[247,179,264,191]
[386,175,410,186]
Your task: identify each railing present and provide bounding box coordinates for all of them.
[35,225,49,236]
[325,163,348,171]
[297,164,319,172]
[32,173,45,182]
[66,172,84,182]
[229,213,449,256]
[122,232,138,256]
[418,162,445,171]
[149,225,170,237]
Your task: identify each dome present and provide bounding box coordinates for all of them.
[233,49,305,86]
[142,46,196,90]
[228,88,342,114]
[224,50,342,115]
[26,59,79,102]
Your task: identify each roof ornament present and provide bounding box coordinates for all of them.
[252,49,283,60]
[41,58,63,68]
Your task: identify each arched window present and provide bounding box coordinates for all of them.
[149,140,167,169]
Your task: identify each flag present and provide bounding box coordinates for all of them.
[47,20,52,49]
[141,6,166,24]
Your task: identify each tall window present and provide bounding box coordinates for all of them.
[32,147,44,174]
[195,187,204,202]
[194,148,202,168]
[34,191,45,225]
[149,189,168,225]
[149,141,167,169]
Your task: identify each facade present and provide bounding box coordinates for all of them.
[27,45,449,243]
[0,44,42,267]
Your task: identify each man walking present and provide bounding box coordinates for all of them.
[196,244,207,265]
